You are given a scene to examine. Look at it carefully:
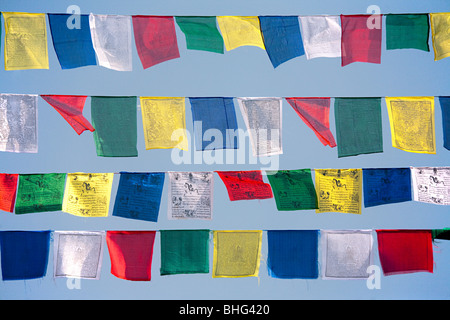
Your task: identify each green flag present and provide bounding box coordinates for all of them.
[386,14,430,51]
[175,16,224,53]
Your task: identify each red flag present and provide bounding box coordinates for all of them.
[0,174,19,213]
[216,171,273,201]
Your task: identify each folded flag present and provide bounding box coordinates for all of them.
[299,16,341,59]
[411,167,450,206]
[430,13,450,61]
[217,16,265,51]
[216,170,273,201]
[385,14,430,51]
[439,96,450,150]
[0,174,19,213]
[175,16,224,53]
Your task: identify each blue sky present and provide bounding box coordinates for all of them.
[0,0,449,299]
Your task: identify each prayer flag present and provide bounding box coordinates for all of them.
[432,228,450,241]
[216,170,273,201]
[175,16,224,53]
[217,16,265,51]
[411,167,450,205]
[385,14,430,51]
[439,96,450,150]
[430,13,450,61]
[299,16,341,59]
[0,174,18,213]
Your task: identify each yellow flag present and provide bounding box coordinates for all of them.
[315,169,362,215]
[213,230,262,278]
[217,16,265,51]
[3,12,49,70]
[62,173,114,217]
[385,96,436,154]
[140,97,189,151]
[430,13,450,61]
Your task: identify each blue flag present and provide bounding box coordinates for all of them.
[439,97,450,151]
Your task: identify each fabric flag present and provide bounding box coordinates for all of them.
[112,172,165,222]
[53,231,105,280]
[439,96,450,150]
[362,168,412,207]
[334,98,383,157]
[2,12,49,70]
[0,94,38,153]
[267,230,319,279]
[189,97,239,151]
[140,97,189,151]
[340,14,382,66]
[15,173,66,214]
[47,13,97,69]
[385,14,430,51]
[237,97,283,157]
[0,173,18,213]
[259,16,305,68]
[216,170,273,201]
[91,96,138,157]
[106,231,156,281]
[430,13,450,61]
[40,95,95,135]
[411,167,450,206]
[168,172,213,220]
[175,16,224,53]
[432,228,450,241]
[315,169,362,214]
[0,230,51,280]
[132,15,180,69]
[299,16,341,59]
[89,14,132,71]
[265,169,318,211]
[321,230,373,279]
[62,173,114,217]
[160,229,210,275]
[376,230,433,276]
[216,16,265,51]
[385,96,436,154]
[285,97,336,148]
[212,230,262,278]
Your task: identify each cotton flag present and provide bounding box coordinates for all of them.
[217,16,265,51]
[439,96,450,150]
[53,231,105,280]
[259,16,305,68]
[0,173,18,213]
[89,14,132,71]
[285,97,336,148]
[299,16,341,59]
[140,97,189,151]
[385,14,430,51]
[216,170,273,201]
[106,231,156,281]
[2,12,49,70]
[175,16,224,53]
[340,14,382,66]
[212,230,262,278]
[47,13,97,69]
[315,169,362,214]
[385,96,436,154]
[430,13,450,61]
[62,173,114,217]
[40,95,95,135]
[237,97,283,157]
[0,94,38,153]
[411,167,450,206]
[132,15,180,69]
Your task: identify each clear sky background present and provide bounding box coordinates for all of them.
[0,0,449,300]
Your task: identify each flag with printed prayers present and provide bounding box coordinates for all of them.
[411,167,450,206]
[216,170,273,201]
[439,96,450,150]
[430,13,450,61]
[385,14,430,51]
[175,16,224,53]
[299,16,341,59]
[217,16,265,51]
[0,174,18,213]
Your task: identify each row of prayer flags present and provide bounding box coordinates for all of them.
[0,229,447,281]
[2,12,450,71]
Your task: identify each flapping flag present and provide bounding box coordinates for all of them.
[285,97,336,148]
[385,96,436,154]
[259,16,305,68]
[2,12,49,70]
[189,97,239,151]
[439,97,450,150]
[411,167,450,206]
[430,13,450,61]
[40,95,95,135]
[0,94,38,153]
[140,97,189,151]
[89,14,132,71]
[334,98,383,157]
[53,231,105,280]
[106,231,156,281]
[265,169,318,211]
[212,230,262,278]
[217,16,265,51]
[62,173,114,217]
[299,16,341,59]
[340,14,382,66]
[112,172,165,222]
[160,229,210,275]
[0,231,51,280]
[385,14,430,51]
[175,16,224,53]
[91,96,138,157]
[132,15,180,69]
[315,169,362,214]
[0,174,18,213]
[47,14,97,69]
[376,230,433,276]
[267,230,319,279]
[216,170,273,201]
